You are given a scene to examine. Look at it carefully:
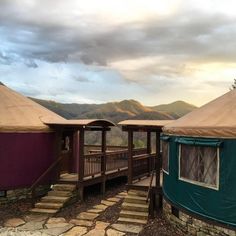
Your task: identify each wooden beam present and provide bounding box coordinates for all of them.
[101,129,107,195]
[128,130,134,185]
[78,129,85,200]
[155,131,161,187]
[147,131,151,175]
[122,126,162,132]
[155,131,162,210]
[84,127,111,131]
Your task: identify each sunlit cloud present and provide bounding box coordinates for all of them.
[0,0,236,106]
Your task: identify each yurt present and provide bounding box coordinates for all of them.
[162,89,236,234]
[0,82,65,201]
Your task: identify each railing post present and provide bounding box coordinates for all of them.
[101,128,107,195]
[78,129,85,201]
[155,131,162,210]
[147,131,151,175]
[128,130,133,184]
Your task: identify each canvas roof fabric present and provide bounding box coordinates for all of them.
[0,84,65,132]
[163,89,236,138]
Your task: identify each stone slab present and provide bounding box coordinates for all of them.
[42,224,74,236]
[47,217,66,224]
[4,218,25,227]
[106,197,121,203]
[106,229,126,236]
[18,221,44,231]
[24,214,48,222]
[77,212,99,221]
[87,208,103,213]
[63,226,88,236]
[111,223,143,234]
[101,200,116,206]
[69,219,93,227]
[95,221,110,230]
[93,204,108,210]
[84,229,105,236]
[46,222,71,229]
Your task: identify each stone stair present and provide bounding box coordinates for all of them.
[30,183,76,214]
[118,189,149,225]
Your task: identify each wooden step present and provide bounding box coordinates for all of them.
[122,202,149,212]
[52,184,76,191]
[128,190,147,197]
[124,195,147,204]
[48,190,72,197]
[35,202,63,209]
[118,217,147,225]
[30,208,58,214]
[120,210,148,220]
[41,195,70,203]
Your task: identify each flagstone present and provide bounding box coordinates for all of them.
[47,217,66,224]
[95,221,110,230]
[101,200,116,206]
[18,221,44,231]
[69,219,93,227]
[4,218,25,227]
[42,224,73,236]
[106,197,121,203]
[93,204,108,210]
[83,228,105,236]
[111,223,143,234]
[106,228,126,236]
[87,208,103,213]
[45,222,71,229]
[24,214,48,222]
[77,212,99,221]
[63,226,87,236]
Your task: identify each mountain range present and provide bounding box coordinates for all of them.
[31,98,197,123]
[31,98,197,146]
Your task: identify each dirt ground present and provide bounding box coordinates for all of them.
[0,178,185,236]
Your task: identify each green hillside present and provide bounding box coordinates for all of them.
[152,101,197,118]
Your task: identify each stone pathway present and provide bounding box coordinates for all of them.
[0,191,144,236]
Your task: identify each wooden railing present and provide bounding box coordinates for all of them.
[83,148,147,178]
[106,150,128,171]
[132,153,156,181]
[84,153,102,177]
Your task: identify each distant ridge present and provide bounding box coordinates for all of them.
[152,101,197,118]
[0,82,5,86]
[31,98,197,123]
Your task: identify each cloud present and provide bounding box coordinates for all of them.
[0,0,236,106]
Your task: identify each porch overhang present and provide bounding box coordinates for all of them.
[41,117,115,130]
[118,120,173,132]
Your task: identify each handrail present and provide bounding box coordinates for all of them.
[146,170,155,203]
[30,154,65,192]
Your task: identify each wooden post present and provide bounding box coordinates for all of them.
[101,129,107,195]
[147,131,151,175]
[155,131,162,210]
[128,130,133,185]
[78,129,85,201]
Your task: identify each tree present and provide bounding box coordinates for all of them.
[231,79,236,90]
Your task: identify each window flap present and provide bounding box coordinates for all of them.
[160,136,170,141]
[175,137,222,147]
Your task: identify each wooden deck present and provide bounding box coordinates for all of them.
[60,167,128,183]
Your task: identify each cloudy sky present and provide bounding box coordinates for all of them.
[1,0,236,106]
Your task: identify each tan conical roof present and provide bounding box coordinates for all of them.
[163,89,236,138]
[0,83,65,132]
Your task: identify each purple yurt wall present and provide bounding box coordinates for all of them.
[0,83,65,190]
